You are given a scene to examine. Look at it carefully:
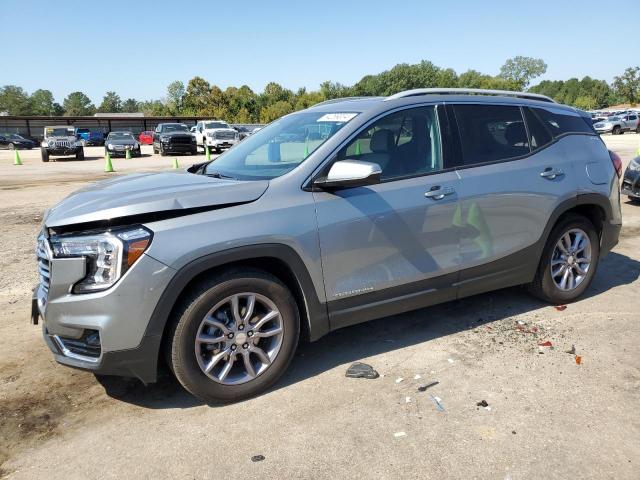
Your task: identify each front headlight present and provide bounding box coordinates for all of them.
[50,227,152,294]
[160,135,170,142]
[107,143,114,149]
[629,159,640,172]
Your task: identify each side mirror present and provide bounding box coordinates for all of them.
[314,160,381,189]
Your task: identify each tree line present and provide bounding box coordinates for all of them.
[1,58,638,122]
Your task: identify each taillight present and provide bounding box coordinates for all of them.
[609,150,622,177]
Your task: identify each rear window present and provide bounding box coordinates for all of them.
[529,107,593,138]
[523,107,553,151]
[453,104,529,166]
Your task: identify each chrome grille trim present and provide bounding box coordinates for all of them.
[36,235,51,294]
[214,131,236,140]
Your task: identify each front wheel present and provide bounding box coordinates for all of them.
[612,126,621,135]
[167,268,299,403]
[527,214,600,303]
[40,148,49,162]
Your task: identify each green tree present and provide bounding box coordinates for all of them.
[98,91,122,113]
[0,85,32,115]
[29,89,57,115]
[121,98,140,113]
[165,80,185,115]
[139,99,166,116]
[499,56,547,89]
[183,76,211,114]
[63,91,95,116]
[613,67,640,105]
[573,95,597,110]
[260,100,293,123]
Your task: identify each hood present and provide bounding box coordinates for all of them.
[44,171,269,228]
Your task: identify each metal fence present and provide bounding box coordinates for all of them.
[0,116,263,140]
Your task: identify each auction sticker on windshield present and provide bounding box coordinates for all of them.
[317,113,358,122]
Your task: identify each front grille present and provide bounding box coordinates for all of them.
[36,236,51,294]
[54,140,72,148]
[169,135,193,145]
[214,131,236,140]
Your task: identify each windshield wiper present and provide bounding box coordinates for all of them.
[205,171,237,180]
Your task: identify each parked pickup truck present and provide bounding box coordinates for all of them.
[194,119,239,153]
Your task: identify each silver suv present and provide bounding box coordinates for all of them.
[32,88,622,403]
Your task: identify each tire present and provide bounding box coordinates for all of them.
[41,148,49,162]
[160,145,167,156]
[8,143,15,150]
[527,214,600,304]
[167,268,299,403]
[612,126,621,135]
[76,148,85,160]
[153,143,159,154]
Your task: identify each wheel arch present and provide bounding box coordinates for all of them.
[145,244,329,369]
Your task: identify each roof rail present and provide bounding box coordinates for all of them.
[313,96,378,107]
[385,88,556,104]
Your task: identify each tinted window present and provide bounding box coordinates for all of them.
[524,107,553,151]
[530,107,593,137]
[453,104,529,166]
[336,106,442,181]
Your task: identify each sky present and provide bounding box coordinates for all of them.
[1,0,637,105]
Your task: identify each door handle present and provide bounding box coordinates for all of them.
[540,167,564,180]
[424,185,455,200]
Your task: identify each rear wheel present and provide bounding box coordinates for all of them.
[167,268,299,403]
[612,126,621,135]
[8,143,15,150]
[40,148,49,162]
[527,214,600,303]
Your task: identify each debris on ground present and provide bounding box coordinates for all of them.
[405,396,411,403]
[476,400,489,408]
[345,362,379,379]
[447,358,455,364]
[512,430,517,435]
[394,431,407,438]
[251,455,265,462]
[417,381,439,392]
[430,395,445,412]
[575,355,582,365]
[395,377,404,384]
[413,374,421,380]
[538,341,553,347]
[565,345,576,355]
[554,305,567,311]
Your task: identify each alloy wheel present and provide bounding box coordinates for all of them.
[194,292,284,385]
[550,228,592,291]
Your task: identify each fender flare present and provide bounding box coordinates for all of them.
[143,244,330,343]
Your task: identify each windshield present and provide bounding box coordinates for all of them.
[205,122,229,129]
[204,111,358,180]
[10,134,24,139]
[107,132,134,140]
[608,116,620,121]
[46,128,75,137]
[162,124,189,133]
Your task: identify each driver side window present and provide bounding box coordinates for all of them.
[336,106,443,181]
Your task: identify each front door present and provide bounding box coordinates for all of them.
[313,105,461,329]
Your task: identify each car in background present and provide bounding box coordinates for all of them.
[0,133,36,149]
[194,119,238,153]
[152,123,197,156]
[233,125,254,141]
[105,131,141,157]
[593,115,639,135]
[622,156,640,203]
[40,126,84,162]
[138,131,154,145]
[76,128,105,146]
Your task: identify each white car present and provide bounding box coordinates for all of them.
[194,120,239,153]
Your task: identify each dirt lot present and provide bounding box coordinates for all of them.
[1,137,639,479]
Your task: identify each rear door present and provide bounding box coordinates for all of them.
[449,103,579,296]
[313,104,462,328]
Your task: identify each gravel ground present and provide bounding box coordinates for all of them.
[0,136,639,479]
